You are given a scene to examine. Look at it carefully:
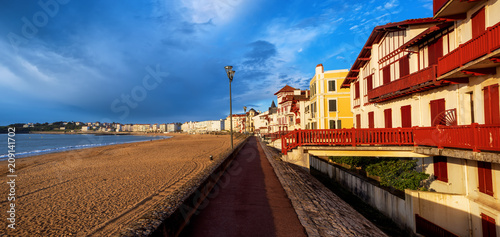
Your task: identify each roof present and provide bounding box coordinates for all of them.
[279,94,309,104]
[341,18,447,88]
[274,85,296,95]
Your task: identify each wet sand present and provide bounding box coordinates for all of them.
[0,133,243,236]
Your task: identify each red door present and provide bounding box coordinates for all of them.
[430,99,445,126]
[401,105,412,128]
[484,84,500,124]
[472,7,486,38]
[384,109,392,128]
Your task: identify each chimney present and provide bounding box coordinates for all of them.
[315,64,324,74]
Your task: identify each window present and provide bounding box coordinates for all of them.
[366,75,373,91]
[310,82,317,96]
[337,120,342,129]
[356,114,361,129]
[329,120,336,129]
[401,105,412,128]
[430,99,445,126]
[383,66,391,85]
[428,38,443,66]
[368,112,374,128]
[481,213,497,237]
[433,156,448,182]
[472,7,486,38]
[384,108,392,128]
[399,54,410,78]
[484,84,500,124]
[329,99,337,112]
[354,82,360,99]
[328,80,336,92]
[478,161,494,196]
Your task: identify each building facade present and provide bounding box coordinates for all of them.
[343,1,500,236]
[309,65,353,129]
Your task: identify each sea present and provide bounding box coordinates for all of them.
[0,133,170,160]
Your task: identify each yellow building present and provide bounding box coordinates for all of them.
[308,64,352,129]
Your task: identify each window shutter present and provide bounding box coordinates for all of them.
[368,112,374,128]
[383,66,391,85]
[433,156,448,182]
[384,109,392,128]
[472,7,486,38]
[399,54,410,78]
[354,82,360,99]
[484,84,500,125]
[337,120,342,129]
[478,161,494,196]
[366,75,373,91]
[481,213,497,237]
[401,105,412,128]
[356,114,361,129]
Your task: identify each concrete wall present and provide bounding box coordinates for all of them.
[309,156,412,231]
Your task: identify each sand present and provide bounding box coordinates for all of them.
[0,133,244,236]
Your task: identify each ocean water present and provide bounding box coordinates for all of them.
[0,133,170,160]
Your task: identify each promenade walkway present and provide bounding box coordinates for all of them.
[180,136,387,237]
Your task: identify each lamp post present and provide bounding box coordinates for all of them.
[225,65,235,149]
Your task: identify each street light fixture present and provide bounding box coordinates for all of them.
[225,65,235,149]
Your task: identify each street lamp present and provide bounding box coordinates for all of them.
[225,65,235,149]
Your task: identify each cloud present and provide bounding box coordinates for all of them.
[243,40,277,67]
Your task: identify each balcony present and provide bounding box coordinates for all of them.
[368,65,437,103]
[280,124,500,155]
[434,0,484,18]
[437,21,500,77]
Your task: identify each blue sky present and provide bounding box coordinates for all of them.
[0,0,432,125]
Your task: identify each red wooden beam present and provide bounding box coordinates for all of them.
[461,68,496,76]
[489,57,500,63]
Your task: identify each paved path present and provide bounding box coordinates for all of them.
[259,139,388,237]
[181,136,388,237]
[180,137,307,237]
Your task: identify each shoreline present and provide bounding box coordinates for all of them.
[0,133,173,160]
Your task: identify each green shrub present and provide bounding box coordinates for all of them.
[366,159,429,191]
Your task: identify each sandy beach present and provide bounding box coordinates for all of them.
[1,133,244,236]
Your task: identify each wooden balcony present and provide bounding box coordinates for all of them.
[280,124,500,155]
[368,65,437,103]
[437,21,500,77]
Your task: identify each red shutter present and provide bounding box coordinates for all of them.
[434,156,448,182]
[472,7,486,38]
[401,105,412,128]
[354,82,360,99]
[428,37,443,66]
[399,54,410,78]
[384,108,392,128]
[478,161,494,196]
[484,84,500,124]
[430,99,446,126]
[383,66,391,85]
[368,112,374,129]
[356,114,361,129]
[367,75,373,91]
[481,213,497,237]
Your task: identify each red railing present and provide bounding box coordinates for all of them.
[438,22,500,76]
[281,128,414,154]
[262,130,289,142]
[414,123,500,152]
[281,124,500,154]
[368,65,437,102]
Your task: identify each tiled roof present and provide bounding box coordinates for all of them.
[274,85,296,95]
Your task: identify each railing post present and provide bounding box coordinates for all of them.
[351,127,356,147]
[472,123,479,152]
